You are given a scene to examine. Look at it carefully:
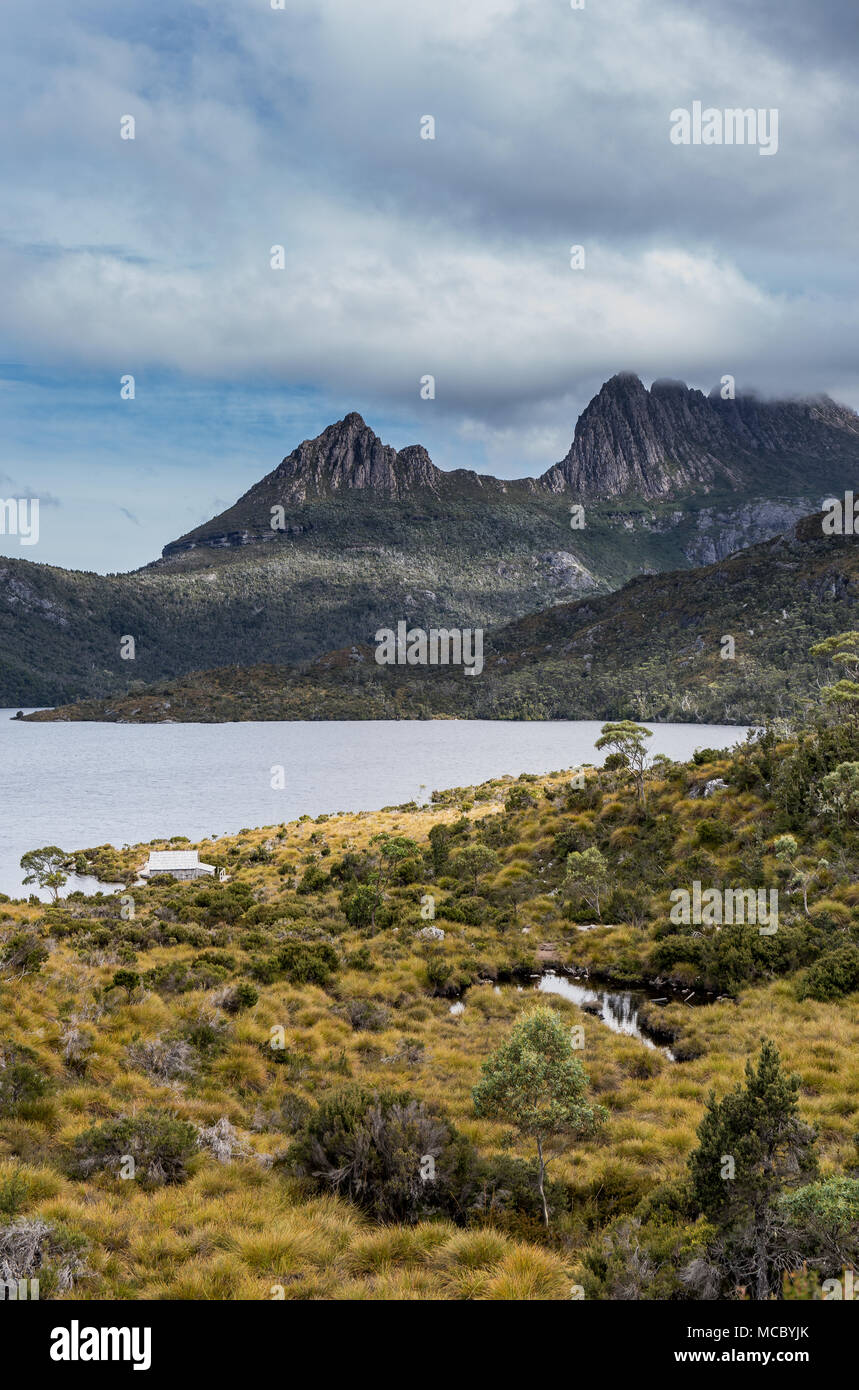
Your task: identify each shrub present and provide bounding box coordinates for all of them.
[60,1022,93,1075]
[505,785,536,813]
[196,1116,253,1164]
[297,864,329,894]
[248,956,279,985]
[671,1035,706,1062]
[469,1154,571,1227]
[287,1086,476,1223]
[390,855,424,887]
[179,1015,230,1057]
[280,1091,313,1134]
[126,1038,196,1082]
[110,969,140,1000]
[0,1218,88,1296]
[807,900,852,929]
[427,824,453,873]
[143,958,230,995]
[796,945,859,1002]
[70,1110,199,1187]
[345,945,373,971]
[777,1176,859,1271]
[215,982,259,1014]
[191,883,255,925]
[0,1167,29,1220]
[423,947,453,993]
[253,940,339,986]
[264,1046,314,1080]
[0,931,49,978]
[335,998,392,1032]
[602,752,627,772]
[695,818,731,847]
[606,885,650,930]
[438,896,486,926]
[691,748,723,766]
[0,1045,49,1116]
[193,950,236,971]
[343,886,377,929]
[328,851,364,883]
[581,1213,714,1300]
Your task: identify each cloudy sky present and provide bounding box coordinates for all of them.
[1,0,857,570]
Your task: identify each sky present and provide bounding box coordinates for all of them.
[0,0,857,571]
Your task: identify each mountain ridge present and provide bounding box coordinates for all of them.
[3,372,858,706]
[158,374,859,560]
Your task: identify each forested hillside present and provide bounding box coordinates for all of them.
[28,513,859,724]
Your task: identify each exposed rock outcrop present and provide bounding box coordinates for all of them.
[273,413,442,501]
[540,373,859,500]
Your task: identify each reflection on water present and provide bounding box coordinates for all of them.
[537,971,672,1056]
[450,970,676,1057]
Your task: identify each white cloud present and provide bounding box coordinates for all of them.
[0,0,856,446]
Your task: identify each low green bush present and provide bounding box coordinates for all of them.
[70,1110,199,1187]
[0,1044,50,1116]
[796,945,859,1002]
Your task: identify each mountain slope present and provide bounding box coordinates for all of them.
[25,512,859,725]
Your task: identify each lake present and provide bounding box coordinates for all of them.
[0,714,749,898]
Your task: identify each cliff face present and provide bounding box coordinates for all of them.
[272,413,441,502]
[161,414,522,560]
[540,374,859,499]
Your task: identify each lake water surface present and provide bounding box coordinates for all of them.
[0,715,748,898]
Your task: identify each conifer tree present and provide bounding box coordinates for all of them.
[688,1040,818,1298]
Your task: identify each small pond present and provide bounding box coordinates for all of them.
[450,970,704,1060]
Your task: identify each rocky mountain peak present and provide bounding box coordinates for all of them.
[273,414,441,501]
[540,374,859,500]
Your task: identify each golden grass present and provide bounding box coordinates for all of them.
[1,762,857,1298]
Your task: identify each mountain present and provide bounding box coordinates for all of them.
[158,411,530,563]
[25,510,859,725]
[541,374,859,499]
[2,376,858,706]
[159,379,859,561]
